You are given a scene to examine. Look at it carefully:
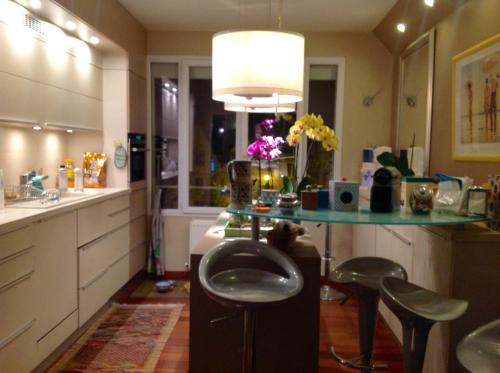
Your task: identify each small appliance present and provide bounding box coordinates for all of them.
[370,167,401,213]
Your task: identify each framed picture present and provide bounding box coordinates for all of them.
[452,33,500,161]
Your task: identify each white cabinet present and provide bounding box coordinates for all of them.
[0,225,37,373]
[352,224,376,257]
[33,211,78,362]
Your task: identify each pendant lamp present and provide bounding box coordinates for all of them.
[212,30,304,105]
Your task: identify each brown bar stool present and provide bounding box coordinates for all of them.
[198,240,303,373]
[457,318,500,372]
[379,277,468,373]
[330,257,408,371]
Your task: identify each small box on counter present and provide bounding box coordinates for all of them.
[329,180,359,212]
[401,177,435,208]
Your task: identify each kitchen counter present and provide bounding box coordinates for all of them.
[0,188,129,234]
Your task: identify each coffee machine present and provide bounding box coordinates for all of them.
[370,167,401,213]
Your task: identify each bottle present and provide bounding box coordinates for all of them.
[0,169,4,210]
[74,168,84,192]
[64,159,74,188]
[58,165,68,192]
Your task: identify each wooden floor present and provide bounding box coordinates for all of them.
[119,279,404,373]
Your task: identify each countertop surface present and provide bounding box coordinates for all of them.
[0,187,129,234]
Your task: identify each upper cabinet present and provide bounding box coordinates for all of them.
[0,20,103,131]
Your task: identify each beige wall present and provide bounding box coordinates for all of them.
[149,30,394,271]
[376,0,500,182]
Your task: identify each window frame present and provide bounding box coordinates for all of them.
[147,56,345,217]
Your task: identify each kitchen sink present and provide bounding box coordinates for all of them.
[6,190,104,209]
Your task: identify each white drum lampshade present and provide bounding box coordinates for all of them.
[224,102,296,113]
[212,30,304,105]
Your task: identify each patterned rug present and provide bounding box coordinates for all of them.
[49,303,183,372]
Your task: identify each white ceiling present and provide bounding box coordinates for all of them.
[117,0,397,32]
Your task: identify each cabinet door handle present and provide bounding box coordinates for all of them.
[0,245,34,266]
[380,225,392,233]
[109,252,129,268]
[79,234,107,250]
[0,318,36,351]
[80,267,108,290]
[391,230,413,246]
[0,270,34,295]
[108,207,129,217]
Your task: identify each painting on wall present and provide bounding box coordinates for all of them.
[452,33,500,161]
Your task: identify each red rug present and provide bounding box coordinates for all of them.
[49,303,183,372]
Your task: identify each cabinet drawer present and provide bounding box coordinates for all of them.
[78,267,110,326]
[130,242,147,277]
[107,206,130,232]
[129,215,146,249]
[108,252,130,296]
[37,310,78,364]
[0,271,35,343]
[78,202,108,247]
[130,188,146,220]
[0,316,36,373]
[79,224,130,287]
[0,225,33,260]
[107,195,130,215]
[0,246,35,290]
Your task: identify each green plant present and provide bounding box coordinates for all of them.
[377,152,415,177]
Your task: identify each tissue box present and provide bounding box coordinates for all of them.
[401,177,435,208]
[329,180,359,212]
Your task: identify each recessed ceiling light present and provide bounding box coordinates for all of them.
[424,0,435,7]
[164,83,170,88]
[89,36,100,45]
[172,87,178,93]
[29,0,42,9]
[65,21,76,31]
[66,129,73,133]
[33,125,42,131]
[397,23,406,33]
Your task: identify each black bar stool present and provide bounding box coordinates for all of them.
[330,257,408,371]
[379,277,468,373]
[198,240,303,373]
[457,318,500,372]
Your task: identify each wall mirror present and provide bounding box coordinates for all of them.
[397,28,435,176]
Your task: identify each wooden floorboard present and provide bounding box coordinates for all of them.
[123,279,403,372]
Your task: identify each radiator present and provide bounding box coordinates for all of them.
[189,219,215,254]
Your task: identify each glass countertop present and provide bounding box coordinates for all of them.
[226,207,489,226]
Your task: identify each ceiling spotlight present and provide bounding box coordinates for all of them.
[89,36,100,45]
[218,128,225,134]
[164,82,170,88]
[424,0,435,7]
[65,21,76,31]
[33,125,42,131]
[172,87,178,93]
[29,0,42,9]
[397,23,406,33]
[66,129,73,133]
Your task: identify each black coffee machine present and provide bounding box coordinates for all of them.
[370,167,401,213]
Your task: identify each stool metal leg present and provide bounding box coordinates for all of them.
[331,288,388,371]
[242,310,256,373]
[320,223,346,301]
[401,318,434,373]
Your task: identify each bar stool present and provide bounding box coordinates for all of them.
[457,318,500,372]
[198,240,303,373]
[330,257,408,371]
[379,277,468,373]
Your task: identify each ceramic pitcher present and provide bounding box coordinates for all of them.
[227,160,252,208]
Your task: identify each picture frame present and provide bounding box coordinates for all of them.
[452,33,500,161]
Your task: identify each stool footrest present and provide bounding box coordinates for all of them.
[330,346,388,371]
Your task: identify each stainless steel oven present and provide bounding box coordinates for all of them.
[128,132,146,182]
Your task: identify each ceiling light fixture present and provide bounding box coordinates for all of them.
[29,0,41,9]
[89,36,100,45]
[212,0,304,106]
[424,0,434,7]
[224,102,296,113]
[397,23,406,33]
[66,129,73,133]
[65,20,76,30]
[33,125,42,130]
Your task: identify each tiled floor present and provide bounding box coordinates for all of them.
[117,277,404,372]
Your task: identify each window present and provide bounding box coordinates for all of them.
[150,57,344,214]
